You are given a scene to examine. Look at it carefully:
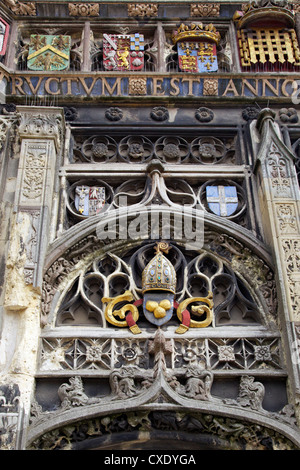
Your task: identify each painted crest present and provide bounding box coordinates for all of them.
[27,34,71,71]
[206,185,238,216]
[103,33,144,71]
[102,242,214,335]
[172,23,220,73]
[75,185,105,216]
[0,18,9,56]
[177,40,218,72]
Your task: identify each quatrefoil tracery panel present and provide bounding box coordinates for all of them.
[72,134,237,164]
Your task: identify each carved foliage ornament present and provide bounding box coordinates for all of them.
[3,0,36,16]
[18,112,63,148]
[29,409,298,450]
[128,3,158,17]
[30,328,296,450]
[190,3,220,17]
[267,142,292,198]
[22,145,46,200]
[68,3,99,17]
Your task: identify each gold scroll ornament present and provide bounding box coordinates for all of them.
[102,290,141,334]
[175,292,214,334]
[102,290,214,334]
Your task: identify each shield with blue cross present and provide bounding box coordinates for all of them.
[206,185,238,217]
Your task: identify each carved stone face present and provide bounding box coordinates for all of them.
[198,143,217,159]
[128,143,144,158]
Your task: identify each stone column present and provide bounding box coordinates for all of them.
[252,108,300,421]
[0,106,65,449]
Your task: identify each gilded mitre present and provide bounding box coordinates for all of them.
[142,242,176,294]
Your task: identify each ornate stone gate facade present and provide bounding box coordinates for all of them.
[1,0,300,451]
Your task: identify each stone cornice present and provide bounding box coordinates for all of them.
[0,1,246,20]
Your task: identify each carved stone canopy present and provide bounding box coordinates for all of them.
[234,0,295,28]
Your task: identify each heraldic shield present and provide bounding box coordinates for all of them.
[27,34,71,71]
[172,23,220,73]
[177,40,218,73]
[75,185,105,216]
[102,242,214,335]
[103,33,144,71]
[206,185,238,217]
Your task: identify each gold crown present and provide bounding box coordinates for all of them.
[142,242,176,294]
[172,23,221,45]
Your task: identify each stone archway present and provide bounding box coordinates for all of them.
[27,409,299,450]
[28,208,299,451]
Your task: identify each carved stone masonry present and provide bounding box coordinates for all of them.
[14,107,65,269]
[17,111,63,150]
[20,143,47,205]
[3,0,36,16]
[190,3,220,17]
[267,143,292,198]
[254,109,300,418]
[203,78,218,96]
[0,116,15,153]
[1,108,65,451]
[128,3,158,17]
[281,238,300,320]
[129,77,147,95]
[254,109,300,320]
[275,203,299,234]
[68,3,99,16]
[23,210,41,285]
[0,384,24,450]
[29,409,298,450]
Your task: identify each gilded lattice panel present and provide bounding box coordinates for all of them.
[237,28,300,67]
